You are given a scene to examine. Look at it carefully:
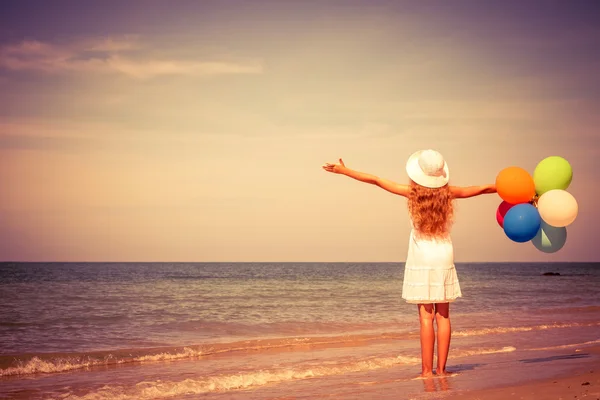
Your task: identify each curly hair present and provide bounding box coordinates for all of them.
[407,180,454,239]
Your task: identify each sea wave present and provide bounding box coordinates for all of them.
[55,355,420,399]
[3,320,598,378]
[52,346,516,400]
[453,346,516,357]
[453,321,600,337]
[0,347,205,377]
[0,334,401,377]
[552,305,600,314]
[528,338,600,351]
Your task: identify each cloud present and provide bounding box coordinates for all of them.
[103,57,263,79]
[0,118,249,155]
[0,133,93,152]
[0,120,96,139]
[82,36,141,52]
[0,38,263,79]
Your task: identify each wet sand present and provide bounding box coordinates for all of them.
[444,346,600,400]
[445,368,599,400]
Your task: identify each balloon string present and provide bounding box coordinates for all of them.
[530,194,540,207]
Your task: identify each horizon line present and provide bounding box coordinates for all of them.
[0,260,597,264]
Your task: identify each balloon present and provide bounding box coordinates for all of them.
[537,189,578,227]
[496,201,516,228]
[496,167,536,204]
[503,203,541,243]
[532,220,567,253]
[533,156,573,196]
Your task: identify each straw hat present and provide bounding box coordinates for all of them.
[406,149,450,188]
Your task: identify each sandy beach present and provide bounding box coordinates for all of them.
[446,368,599,400]
[444,346,600,400]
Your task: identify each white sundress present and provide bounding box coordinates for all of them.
[401,228,462,304]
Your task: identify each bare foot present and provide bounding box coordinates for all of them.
[435,370,456,377]
[420,371,434,378]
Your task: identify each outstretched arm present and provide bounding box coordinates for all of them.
[322,158,409,197]
[450,184,496,199]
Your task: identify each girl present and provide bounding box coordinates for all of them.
[322,149,496,377]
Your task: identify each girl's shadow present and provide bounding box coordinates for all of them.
[449,363,484,372]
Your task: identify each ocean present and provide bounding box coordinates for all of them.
[1,262,599,399]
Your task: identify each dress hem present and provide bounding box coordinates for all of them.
[402,296,461,304]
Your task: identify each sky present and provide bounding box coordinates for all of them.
[0,0,599,262]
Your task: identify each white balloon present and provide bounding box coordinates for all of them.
[537,189,578,227]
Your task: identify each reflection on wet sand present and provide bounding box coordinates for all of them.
[421,375,452,392]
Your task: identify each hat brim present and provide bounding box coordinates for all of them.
[406,150,450,188]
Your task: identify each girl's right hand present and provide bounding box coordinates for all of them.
[322,158,346,174]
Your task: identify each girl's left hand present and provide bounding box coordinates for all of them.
[322,158,346,174]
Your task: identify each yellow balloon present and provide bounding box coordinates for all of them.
[537,189,578,227]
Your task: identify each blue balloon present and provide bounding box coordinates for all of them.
[503,203,541,243]
[531,220,567,253]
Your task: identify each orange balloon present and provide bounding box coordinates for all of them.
[496,166,535,204]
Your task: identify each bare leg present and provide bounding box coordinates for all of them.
[434,302,451,375]
[417,304,435,377]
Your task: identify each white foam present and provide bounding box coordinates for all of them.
[132,347,203,362]
[454,321,600,337]
[0,347,204,377]
[528,338,600,351]
[53,346,518,399]
[53,355,421,399]
[6,320,596,378]
[454,346,516,357]
[0,356,97,376]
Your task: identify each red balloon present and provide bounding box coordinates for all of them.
[496,201,516,228]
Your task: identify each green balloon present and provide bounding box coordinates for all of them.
[533,156,573,195]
